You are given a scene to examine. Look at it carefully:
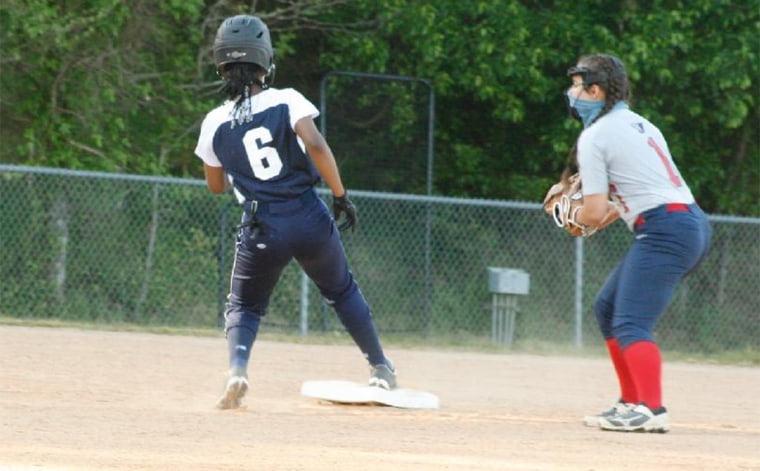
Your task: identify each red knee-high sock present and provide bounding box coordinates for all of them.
[605,338,637,404]
[623,340,662,409]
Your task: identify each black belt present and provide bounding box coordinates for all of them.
[243,189,318,216]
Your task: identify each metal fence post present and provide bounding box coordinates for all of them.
[574,237,584,347]
[317,70,436,336]
[217,199,237,329]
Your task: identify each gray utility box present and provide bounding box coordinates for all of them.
[487,268,530,345]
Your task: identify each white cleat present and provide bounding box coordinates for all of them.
[216,368,249,410]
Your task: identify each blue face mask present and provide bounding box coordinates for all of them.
[565,91,605,127]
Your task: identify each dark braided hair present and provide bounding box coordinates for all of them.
[563,54,631,179]
[218,63,268,127]
[577,54,631,126]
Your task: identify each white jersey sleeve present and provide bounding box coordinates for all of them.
[194,101,235,168]
[577,107,695,230]
[280,88,319,129]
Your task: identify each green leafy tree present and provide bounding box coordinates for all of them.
[298,0,758,215]
[0,0,211,174]
[1,0,757,215]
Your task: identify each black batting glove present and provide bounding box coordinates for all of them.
[333,193,358,232]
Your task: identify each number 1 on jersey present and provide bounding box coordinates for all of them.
[647,137,682,187]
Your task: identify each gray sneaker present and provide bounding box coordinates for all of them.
[216,366,248,410]
[599,404,670,433]
[583,401,635,427]
[368,362,397,390]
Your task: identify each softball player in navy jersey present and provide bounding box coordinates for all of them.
[195,15,396,410]
[563,54,712,432]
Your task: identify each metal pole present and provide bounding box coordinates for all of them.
[300,272,309,336]
[491,293,517,346]
[574,237,584,347]
[218,200,236,329]
[423,80,435,335]
[318,70,436,335]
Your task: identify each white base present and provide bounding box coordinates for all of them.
[300,380,440,409]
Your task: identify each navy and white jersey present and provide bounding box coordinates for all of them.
[577,105,695,230]
[195,88,320,203]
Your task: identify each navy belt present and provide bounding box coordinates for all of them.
[634,203,691,228]
[243,189,318,216]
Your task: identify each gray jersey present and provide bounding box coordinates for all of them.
[577,106,695,230]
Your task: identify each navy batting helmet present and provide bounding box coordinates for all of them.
[213,15,274,75]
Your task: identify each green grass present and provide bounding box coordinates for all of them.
[1,316,758,366]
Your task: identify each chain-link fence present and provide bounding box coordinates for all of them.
[320,71,434,196]
[2,165,758,354]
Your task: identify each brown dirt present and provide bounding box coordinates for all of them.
[1,325,758,471]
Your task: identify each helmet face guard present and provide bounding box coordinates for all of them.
[213,15,274,76]
[567,55,627,87]
[566,66,610,87]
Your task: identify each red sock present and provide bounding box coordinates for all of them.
[605,338,637,404]
[623,340,662,409]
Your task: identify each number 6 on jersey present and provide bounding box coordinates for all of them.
[243,126,283,180]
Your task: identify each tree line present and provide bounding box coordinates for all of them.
[1,0,757,215]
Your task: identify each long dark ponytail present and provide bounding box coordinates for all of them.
[563,54,631,180]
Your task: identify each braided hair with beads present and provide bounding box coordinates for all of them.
[218,63,269,128]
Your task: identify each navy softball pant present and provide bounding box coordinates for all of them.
[594,203,712,348]
[222,189,385,365]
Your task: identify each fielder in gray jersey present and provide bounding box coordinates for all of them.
[564,54,712,433]
[578,106,696,229]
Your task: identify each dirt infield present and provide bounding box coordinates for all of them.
[1,325,758,471]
